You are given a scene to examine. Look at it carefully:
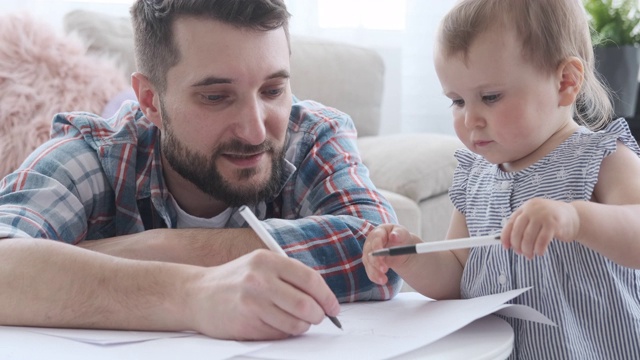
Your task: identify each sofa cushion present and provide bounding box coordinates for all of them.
[358,133,463,204]
[378,189,421,236]
[63,10,385,138]
[290,37,384,137]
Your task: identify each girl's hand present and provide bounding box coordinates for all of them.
[501,198,580,259]
[362,224,421,285]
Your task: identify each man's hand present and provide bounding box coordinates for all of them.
[183,249,341,340]
[0,239,338,341]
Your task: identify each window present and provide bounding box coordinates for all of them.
[317,0,406,30]
[62,0,133,3]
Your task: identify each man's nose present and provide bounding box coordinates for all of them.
[233,96,267,145]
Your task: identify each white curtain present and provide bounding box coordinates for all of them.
[286,0,457,135]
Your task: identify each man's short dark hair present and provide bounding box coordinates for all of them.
[130,0,291,94]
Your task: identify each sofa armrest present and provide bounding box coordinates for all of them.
[377,189,421,236]
[357,133,462,204]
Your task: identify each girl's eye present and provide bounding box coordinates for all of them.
[482,94,501,103]
[450,99,465,107]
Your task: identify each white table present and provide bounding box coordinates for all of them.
[0,314,512,360]
[234,315,513,360]
[392,315,513,359]
[0,301,514,360]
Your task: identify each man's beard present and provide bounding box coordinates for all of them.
[159,102,285,207]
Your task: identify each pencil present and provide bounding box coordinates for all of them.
[238,205,343,330]
[370,234,501,257]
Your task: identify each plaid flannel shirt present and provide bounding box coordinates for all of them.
[0,98,400,301]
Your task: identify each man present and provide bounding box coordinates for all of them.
[0,0,399,340]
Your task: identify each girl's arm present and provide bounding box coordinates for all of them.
[503,142,640,268]
[573,142,640,268]
[411,210,469,299]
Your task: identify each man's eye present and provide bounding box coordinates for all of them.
[451,99,464,107]
[482,94,501,103]
[264,88,284,97]
[206,94,224,102]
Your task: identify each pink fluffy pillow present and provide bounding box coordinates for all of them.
[0,13,128,178]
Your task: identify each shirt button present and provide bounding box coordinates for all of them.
[501,181,510,190]
[498,273,507,285]
[501,218,508,227]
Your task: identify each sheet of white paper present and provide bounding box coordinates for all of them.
[245,287,553,360]
[101,335,270,360]
[495,304,557,326]
[0,288,553,360]
[7,326,191,345]
[0,327,268,360]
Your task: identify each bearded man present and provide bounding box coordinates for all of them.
[0,0,399,340]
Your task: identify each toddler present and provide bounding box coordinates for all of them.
[363,0,640,358]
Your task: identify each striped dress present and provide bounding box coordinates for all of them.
[450,119,640,359]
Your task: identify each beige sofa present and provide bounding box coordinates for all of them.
[63,10,463,242]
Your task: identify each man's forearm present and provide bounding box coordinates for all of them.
[0,238,193,330]
[77,228,266,266]
[0,237,343,341]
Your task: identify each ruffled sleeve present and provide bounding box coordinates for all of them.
[448,148,479,215]
[580,118,640,198]
[595,118,640,158]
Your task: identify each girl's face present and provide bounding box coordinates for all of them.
[434,27,578,172]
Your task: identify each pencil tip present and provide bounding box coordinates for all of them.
[370,249,389,257]
[329,316,342,329]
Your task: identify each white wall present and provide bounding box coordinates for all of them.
[0,0,458,136]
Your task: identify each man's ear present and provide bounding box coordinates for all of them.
[131,72,163,128]
[557,57,584,107]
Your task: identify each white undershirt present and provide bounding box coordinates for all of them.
[169,195,232,229]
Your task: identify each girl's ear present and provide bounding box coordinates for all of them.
[131,72,163,128]
[557,57,584,107]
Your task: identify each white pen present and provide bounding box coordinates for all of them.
[238,205,342,330]
[370,234,501,257]
[239,205,287,257]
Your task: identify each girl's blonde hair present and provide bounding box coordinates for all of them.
[438,0,613,130]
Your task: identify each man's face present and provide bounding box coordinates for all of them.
[158,16,292,206]
[160,98,285,206]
